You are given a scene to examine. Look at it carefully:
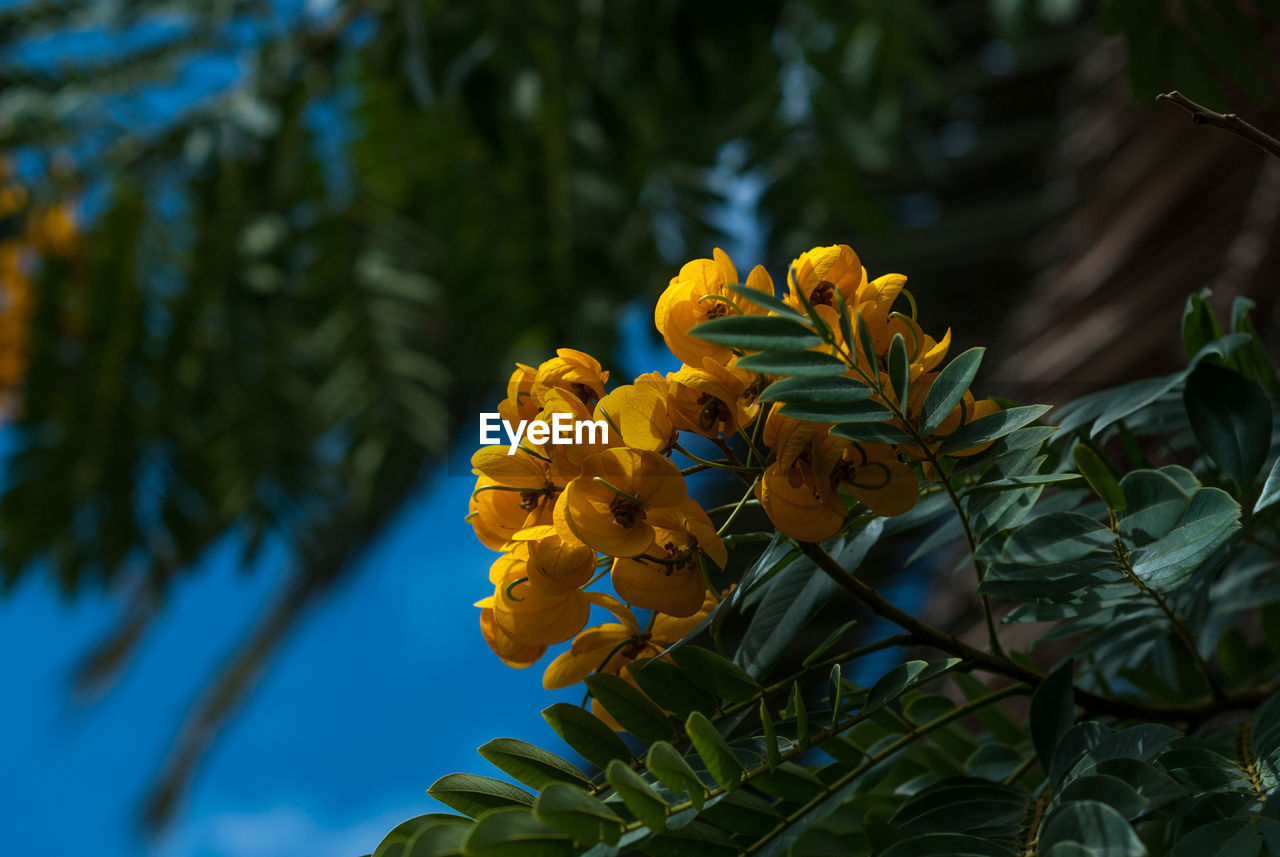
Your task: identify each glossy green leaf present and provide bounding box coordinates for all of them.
[864,659,959,713]
[605,760,670,832]
[532,783,623,846]
[758,374,874,404]
[645,741,708,810]
[888,333,910,406]
[462,807,573,857]
[1073,444,1126,511]
[1038,800,1144,856]
[685,711,745,789]
[779,399,894,423]
[1256,457,1280,514]
[759,701,779,771]
[477,738,591,790]
[940,404,1052,453]
[1184,362,1272,488]
[921,348,984,436]
[426,773,534,818]
[802,620,860,668]
[668,646,760,703]
[542,703,633,770]
[735,520,882,676]
[626,658,718,718]
[585,673,677,744]
[736,349,851,377]
[729,283,808,321]
[690,315,822,350]
[1030,661,1075,773]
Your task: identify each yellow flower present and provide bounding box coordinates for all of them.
[787,244,864,313]
[479,553,591,647]
[817,438,919,519]
[479,607,547,669]
[610,499,725,617]
[543,591,716,691]
[666,358,759,439]
[509,525,596,594]
[534,348,609,406]
[654,248,774,367]
[559,447,689,558]
[595,380,678,454]
[531,387,617,482]
[469,446,564,547]
[498,363,541,425]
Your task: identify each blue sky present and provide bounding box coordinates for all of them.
[0,304,685,857]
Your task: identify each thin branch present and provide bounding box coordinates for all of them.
[798,539,1272,724]
[1156,91,1280,161]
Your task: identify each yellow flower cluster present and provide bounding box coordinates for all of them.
[0,161,80,421]
[466,244,995,720]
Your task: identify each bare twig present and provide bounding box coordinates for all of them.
[1157,91,1280,161]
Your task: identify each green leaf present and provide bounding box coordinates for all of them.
[641,820,742,857]
[779,399,893,423]
[1128,487,1241,591]
[585,674,677,744]
[758,375,873,404]
[605,760,670,832]
[880,833,1016,856]
[374,814,470,857]
[685,711,746,789]
[828,664,844,727]
[1182,290,1224,361]
[831,421,918,444]
[759,701,779,771]
[1030,661,1075,773]
[1256,457,1280,514]
[462,807,573,857]
[729,283,808,320]
[542,703,633,770]
[786,681,810,747]
[1184,362,1273,488]
[626,658,718,718]
[1038,800,1144,856]
[1058,775,1145,820]
[890,778,1029,834]
[963,474,1083,494]
[888,333,910,406]
[403,818,472,857]
[921,348,984,436]
[645,741,708,810]
[477,738,591,790]
[532,783,623,846]
[1073,444,1126,511]
[1169,821,1267,857]
[835,290,857,359]
[939,404,1051,453]
[690,315,822,350]
[802,620,859,668]
[426,773,534,818]
[668,646,761,703]
[855,310,880,385]
[736,349,850,377]
[864,659,959,713]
